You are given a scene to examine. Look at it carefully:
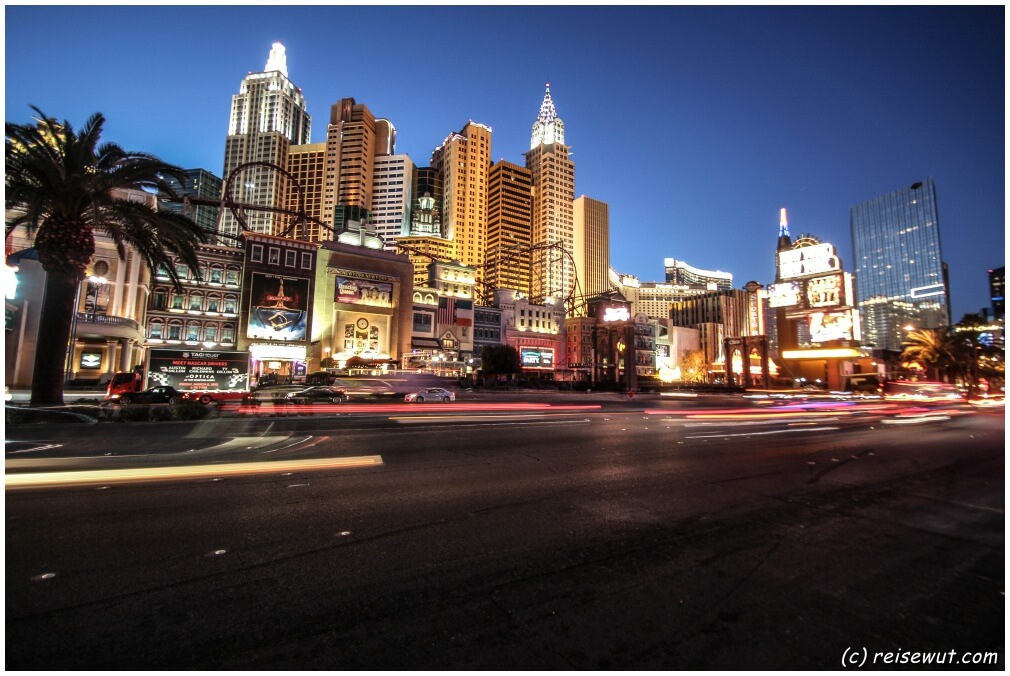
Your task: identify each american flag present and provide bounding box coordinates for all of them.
[437,297,474,327]
[437,296,456,326]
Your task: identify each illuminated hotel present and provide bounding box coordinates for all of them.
[219,43,311,242]
[431,121,492,287]
[850,178,950,351]
[525,84,576,307]
[574,196,610,303]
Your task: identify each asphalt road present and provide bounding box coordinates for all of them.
[5,398,1005,669]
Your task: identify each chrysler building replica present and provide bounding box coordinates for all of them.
[218,43,311,242]
[525,84,576,308]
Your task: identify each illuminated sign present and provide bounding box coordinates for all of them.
[910,283,946,299]
[249,344,307,361]
[601,306,630,322]
[80,351,102,369]
[767,282,801,308]
[147,349,250,391]
[808,311,855,343]
[806,274,844,308]
[520,347,555,368]
[248,273,309,341]
[778,242,841,280]
[336,276,394,308]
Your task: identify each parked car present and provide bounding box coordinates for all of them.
[112,385,183,406]
[404,387,455,403]
[284,386,347,404]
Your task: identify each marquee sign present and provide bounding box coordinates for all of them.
[767,281,801,308]
[778,242,841,280]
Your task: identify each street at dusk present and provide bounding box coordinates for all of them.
[5,395,1004,669]
[5,5,1005,671]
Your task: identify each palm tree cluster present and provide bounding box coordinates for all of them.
[6,106,207,406]
[900,313,1004,396]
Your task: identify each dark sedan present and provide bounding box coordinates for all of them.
[113,386,183,406]
[284,386,347,404]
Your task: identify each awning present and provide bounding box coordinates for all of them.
[411,338,441,349]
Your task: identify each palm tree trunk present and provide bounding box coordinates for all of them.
[30,273,79,406]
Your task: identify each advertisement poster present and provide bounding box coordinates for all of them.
[806,274,844,308]
[147,349,250,391]
[248,273,309,341]
[521,347,555,368]
[808,311,854,343]
[336,276,394,308]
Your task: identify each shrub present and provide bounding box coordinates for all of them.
[120,404,152,422]
[149,405,174,422]
[170,400,208,421]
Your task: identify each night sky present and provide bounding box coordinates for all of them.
[5,5,1004,320]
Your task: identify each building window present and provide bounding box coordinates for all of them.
[268,247,281,265]
[152,291,167,310]
[204,325,218,342]
[168,321,182,341]
[224,297,237,313]
[285,250,297,267]
[149,321,163,339]
[301,252,313,269]
[189,294,202,311]
[172,293,184,310]
[250,244,264,263]
[186,323,200,341]
[210,268,222,283]
[222,325,235,342]
[207,297,220,313]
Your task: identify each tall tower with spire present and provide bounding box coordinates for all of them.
[218,42,311,242]
[525,83,576,308]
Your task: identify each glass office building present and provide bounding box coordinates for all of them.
[850,178,950,351]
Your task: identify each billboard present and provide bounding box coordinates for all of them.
[778,242,841,280]
[808,310,855,343]
[767,281,801,308]
[520,347,555,368]
[247,273,309,341]
[805,273,844,309]
[336,276,394,308]
[146,349,250,391]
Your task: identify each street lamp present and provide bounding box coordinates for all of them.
[86,275,107,319]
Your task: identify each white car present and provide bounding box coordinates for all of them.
[404,387,455,403]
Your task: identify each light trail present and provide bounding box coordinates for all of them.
[684,427,840,439]
[5,455,383,490]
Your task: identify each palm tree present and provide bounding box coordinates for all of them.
[6,107,207,406]
[900,327,959,382]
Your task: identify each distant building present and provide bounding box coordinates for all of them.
[486,160,533,300]
[574,196,610,304]
[989,266,1004,320]
[664,258,733,290]
[850,178,950,350]
[431,121,492,286]
[158,168,223,238]
[219,43,311,241]
[371,152,414,251]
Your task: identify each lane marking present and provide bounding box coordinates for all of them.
[6,455,384,490]
[682,424,840,440]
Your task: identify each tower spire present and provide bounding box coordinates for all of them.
[265,42,288,78]
[779,208,790,238]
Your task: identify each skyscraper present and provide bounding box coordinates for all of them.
[372,150,414,251]
[989,267,1005,320]
[431,121,492,280]
[486,160,533,299]
[525,84,575,308]
[285,142,326,241]
[850,178,950,351]
[573,196,610,304]
[219,43,311,242]
[324,98,377,232]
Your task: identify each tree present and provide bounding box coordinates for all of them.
[480,345,522,385]
[900,327,959,382]
[678,350,708,383]
[6,107,206,406]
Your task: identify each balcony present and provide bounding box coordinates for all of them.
[74,312,143,341]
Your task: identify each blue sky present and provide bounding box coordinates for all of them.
[5,5,1004,320]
